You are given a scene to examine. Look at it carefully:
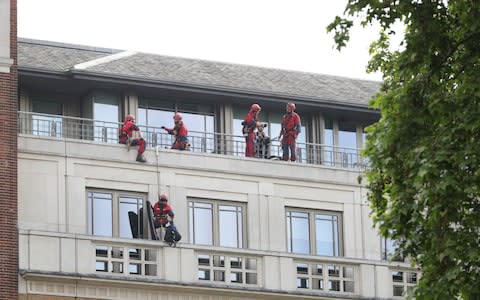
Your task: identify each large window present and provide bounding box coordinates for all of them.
[87,190,146,239]
[286,209,342,256]
[381,237,403,261]
[338,121,358,167]
[93,93,119,143]
[188,200,246,248]
[138,98,214,151]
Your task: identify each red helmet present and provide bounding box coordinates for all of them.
[250,104,261,112]
[125,114,135,122]
[159,193,168,202]
[173,113,183,122]
[287,103,296,111]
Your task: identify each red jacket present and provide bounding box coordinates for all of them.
[281,112,301,144]
[122,120,140,137]
[120,120,140,144]
[243,111,258,133]
[153,202,174,226]
[164,122,188,140]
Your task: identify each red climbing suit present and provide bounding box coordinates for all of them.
[153,201,175,227]
[280,110,301,161]
[120,115,146,155]
[243,104,261,157]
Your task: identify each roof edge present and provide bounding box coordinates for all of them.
[18,37,122,54]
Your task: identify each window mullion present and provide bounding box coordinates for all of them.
[113,191,119,237]
[213,202,219,246]
[310,212,315,255]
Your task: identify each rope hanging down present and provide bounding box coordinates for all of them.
[156,145,161,194]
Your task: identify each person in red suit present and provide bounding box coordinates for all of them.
[119,114,146,162]
[153,193,175,228]
[279,103,301,161]
[162,113,189,150]
[242,103,262,157]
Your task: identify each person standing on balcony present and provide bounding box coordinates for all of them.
[119,114,147,162]
[162,113,189,150]
[243,103,262,157]
[279,103,301,161]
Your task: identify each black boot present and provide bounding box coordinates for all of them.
[136,153,146,163]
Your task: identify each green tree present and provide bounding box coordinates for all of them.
[328,1,480,299]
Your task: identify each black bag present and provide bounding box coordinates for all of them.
[164,224,182,245]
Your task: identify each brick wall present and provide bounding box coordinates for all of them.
[0,0,18,299]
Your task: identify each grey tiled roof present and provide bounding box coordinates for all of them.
[18,39,381,107]
[18,39,118,71]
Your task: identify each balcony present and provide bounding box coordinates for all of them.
[19,230,416,299]
[18,111,366,169]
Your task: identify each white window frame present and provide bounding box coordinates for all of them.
[188,199,247,248]
[87,189,147,239]
[286,208,343,256]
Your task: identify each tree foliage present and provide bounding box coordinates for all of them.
[328,1,480,299]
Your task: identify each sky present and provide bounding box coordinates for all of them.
[18,0,385,81]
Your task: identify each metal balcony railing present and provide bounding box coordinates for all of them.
[17,111,366,169]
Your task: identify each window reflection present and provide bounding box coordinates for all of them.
[189,200,245,248]
[287,209,342,256]
[88,192,113,237]
[189,202,213,245]
[119,196,143,239]
[219,205,243,248]
[93,96,119,143]
[338,121,358,167]
[316,214,339,256]
[287,211,310,254]
[382,237,403,261]
[138,100,214,151]
[88,191,146,239]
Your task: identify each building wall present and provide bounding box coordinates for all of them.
[17,135,373,257]
[0,0,18,299]
[16,135,418,299]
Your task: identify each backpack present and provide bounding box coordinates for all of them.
[164,223,182,246]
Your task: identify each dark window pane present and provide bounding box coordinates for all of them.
[214,270,225,282]
[297,278,309,289]
[230,257,242,269]
[329,280,340,291]
[198,255,210,266]
[328,265,340,277]
[297,263,309,274]
[407,272,417,284]
[198,269,210,280]
[344,281,354,293]
[230,272,243,283]
[313,278,324,290]
[246,273,257,285]
[393,285,404,296]
[392,271,404,283]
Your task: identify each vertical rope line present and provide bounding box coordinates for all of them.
[64,121,68,233]
[156,146,161,191]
